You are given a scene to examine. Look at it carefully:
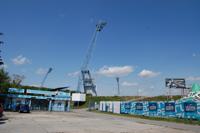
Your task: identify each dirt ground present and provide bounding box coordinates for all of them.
[0,110,199,133]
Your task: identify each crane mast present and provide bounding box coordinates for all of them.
[77,21,106,96]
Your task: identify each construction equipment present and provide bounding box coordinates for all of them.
[40,68,53,87]
[77,21,107,96]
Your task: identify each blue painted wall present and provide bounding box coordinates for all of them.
[114,100,200,120]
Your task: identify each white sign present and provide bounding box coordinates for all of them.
[72,93,86,102]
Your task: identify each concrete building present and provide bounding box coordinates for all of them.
[1,88,71,112]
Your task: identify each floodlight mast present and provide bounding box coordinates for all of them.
[40,68,53,87]
[116,77,120,96]
[0,33,4,66]
[81,21,107,70]
[77,21,107,95]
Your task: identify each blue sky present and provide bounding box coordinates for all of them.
[0,0,200,96]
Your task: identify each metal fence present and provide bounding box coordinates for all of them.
[99,100,200,120]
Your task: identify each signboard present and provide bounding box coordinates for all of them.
[135,103,143,110]
[8,88,24,93]
[26,89,70,97]
[54,91,70,98]
[27,89,53,96]
[149,103,157,111]
[72,93,86,102]
[184,102,197,112]
[165,78,186,88]
[165,102,175,112]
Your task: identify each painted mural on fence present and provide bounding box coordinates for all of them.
[100,83,200,120]
[175,83,200,119]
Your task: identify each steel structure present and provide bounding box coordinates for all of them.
[116,77,120,96]
[0,33,4,66]
[77,21,106,96]
[41,68,53,87]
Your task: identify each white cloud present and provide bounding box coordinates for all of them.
[192,53,197,57]
[36,68,48,75]
[138,69,160,78]
[122,81,138,87]
[67,71,80,77]
[187,76,200,81]
[97,65,134,77]
[12,55,30,65]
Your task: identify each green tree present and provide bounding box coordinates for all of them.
[0,68,10,83]
[12,74,25,87]
[0,68,11,93]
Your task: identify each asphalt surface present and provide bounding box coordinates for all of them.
[0,109,199,133]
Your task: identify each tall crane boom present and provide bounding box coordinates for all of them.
[77,21,107,95]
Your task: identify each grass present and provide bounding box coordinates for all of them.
[73,95,141,109]
[75,95,182,109]
[92,110,200,126]
[139,95,182,101]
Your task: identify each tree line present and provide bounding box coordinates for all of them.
[0,68,49,94]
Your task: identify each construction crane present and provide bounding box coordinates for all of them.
[77,21,107,96]
[40,68,53,87]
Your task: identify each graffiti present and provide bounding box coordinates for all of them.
[100,84,200,120]
[100,100,200,120]
[135,103,143,110]
[165,103,175,112]
[184,102,197,112]
[149,103,157,111]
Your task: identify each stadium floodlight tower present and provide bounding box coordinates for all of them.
[40,68,53,87]
[116,77,120,96]
[0,33,4,66]
[77,21,107,96]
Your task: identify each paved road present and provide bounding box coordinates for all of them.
[0,110,199,133]
[83,110,200,133]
